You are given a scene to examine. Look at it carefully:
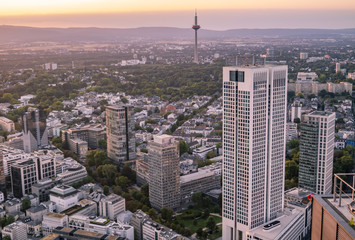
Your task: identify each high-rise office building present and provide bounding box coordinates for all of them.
[299,111,335,195]
[106,105,136,164]
[222,65,288,239]
[148,134,180,210]
[22,107,48,153]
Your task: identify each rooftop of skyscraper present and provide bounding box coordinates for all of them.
[106,105,130,111]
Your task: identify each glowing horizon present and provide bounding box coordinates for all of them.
[1,0,355,16]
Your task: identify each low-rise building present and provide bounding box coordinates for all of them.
[26,204,48,222]
[4,198,22,213]
[0,116,15,132]
[49,185,80,212]
[42,213,69,236]
[180,164,221,204]
[99,194,126,220]
[60,199,97,217]
[47,226,124,240]
[142,219,189,240]
[286,122,298,141]
[68,215,134,240]
[296,72,318,83]
[68,138,88,157]
[26,220,42,236]
[32,178,56,202]
[130,210,149,240]
[192,146,215,159]
[56,163,87,186]
[1,221,27,240]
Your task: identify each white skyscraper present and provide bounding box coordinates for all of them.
[222,65,288,239]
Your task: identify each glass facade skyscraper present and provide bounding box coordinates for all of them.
[299,111,335,195]
[106,105,136,164]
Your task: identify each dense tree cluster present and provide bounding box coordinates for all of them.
[285,139,300,190]
[88,63,223,100]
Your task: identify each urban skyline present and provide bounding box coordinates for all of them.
[0,2,355,240]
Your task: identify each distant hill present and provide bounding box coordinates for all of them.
[1,25,355,43]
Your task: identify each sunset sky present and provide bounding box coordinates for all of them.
[0,0,355,29]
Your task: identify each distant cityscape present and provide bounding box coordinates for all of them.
[0,9,355,240]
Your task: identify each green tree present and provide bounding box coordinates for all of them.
[206,216,216,232]
[103,185,110,196]
[86,151,96,167]
[51,100,63,111]
[196,228,203,238]
[287,139,299,150]
[161,207,173,222]
[287,91,295,102]
[285,160,298,180]
[0,216,15,228]
[98,139,107,149]
[121,97,128,104]
[296,92,304,98]
[179,140,189,156]
[97,164,117,185]
[336,118,345,124]
[115,176,130,191]
[22,198,31,211]
[99,99,108,106]
[93,150,108,166]
[148,208,157,219]
[192,192,203,207]
[141,184,149,197]
[121,164,136,183]
[206,151,216,159]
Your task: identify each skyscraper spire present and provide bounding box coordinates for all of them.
[192,10,200,64]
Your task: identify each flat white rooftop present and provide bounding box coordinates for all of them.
[246,204,307,240]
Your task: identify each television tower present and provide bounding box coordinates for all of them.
[192,10,200,64]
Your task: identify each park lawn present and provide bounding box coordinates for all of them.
[176,213,222,234]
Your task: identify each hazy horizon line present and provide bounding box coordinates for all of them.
[2,24,355,31]
[1,9,355,30]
